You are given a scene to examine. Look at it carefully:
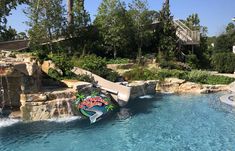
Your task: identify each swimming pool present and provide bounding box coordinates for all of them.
[0,93,235,151]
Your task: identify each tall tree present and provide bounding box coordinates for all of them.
[67,0,73,26]
[128,0,157,60]
[155,0,177,60]
[25,0,66,48]
[0,26,17,41]
[214,23,235,52]
[184,13,211,69]
[94,0,132,58]
[226,22,235,34]
[66,0,91,55]
[0,0,27,41]
[73,0,90,28]
[185,13,200,31]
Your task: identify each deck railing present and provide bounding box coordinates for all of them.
[174,20,200,45]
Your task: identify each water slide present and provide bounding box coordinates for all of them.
[72,67,132,107]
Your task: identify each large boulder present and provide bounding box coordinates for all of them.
[129,80,158,99]
[157,78,228,94]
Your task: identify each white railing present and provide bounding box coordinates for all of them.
[174,20,200,44]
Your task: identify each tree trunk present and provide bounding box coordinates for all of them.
[48,27,53,51]
[67,0,73,26]
[165,0,169,5]
[114,46,117,59]
[82,43,87,57]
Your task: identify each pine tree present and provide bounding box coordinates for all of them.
[155,0,178,61]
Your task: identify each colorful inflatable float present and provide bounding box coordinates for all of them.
[72,89,115,123]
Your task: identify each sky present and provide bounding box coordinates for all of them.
[6,0,235,36]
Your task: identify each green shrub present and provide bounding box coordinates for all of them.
[212,52,235,73]
[123,67,235,85]
[205,75,235,85]
[181,70,234,85]
[105,69,120,82]
[48,68,62,80]
[123,67,156,81]
[185,70,209,84]
[76,74,95,83]
[72,54,107,76]
[72,54,119,82]
[159,60,190,71]
[156,69,187,79]
[106,58,129,64]
[186,54,199,69]
[48,53,73,76]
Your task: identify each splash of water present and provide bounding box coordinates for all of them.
[0,74,5,115]
[46,116,81,123]
[140,83,147,96]
[66,100,72,115]
[0,118,21,128]
[56,100,61,117]
[4,75,12,108]
[139,95,154,99]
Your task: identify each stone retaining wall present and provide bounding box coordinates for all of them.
[156,78,228,94]
[129,80,158,99]
[20,89,76,121]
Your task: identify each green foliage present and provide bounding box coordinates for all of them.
[214,23,235,53]
[48,68,62,80]
[48,53,73,76]
[91,91,99,97]
[72,54,119,82]
[205,75,235,85]
[186,54,200,69]
[185,13,200,31]
[16,32,27,40]
[73,54,107,74]
[123,67,235,85]
[75,92,85,103]
[156,69,187,79]
[0,0,27,39]
[154,0,177,60]
[72,0,90,30]
[105,70,120,82]
[211,53,235,73]
[214,34,234,53]
[105,104,115,111]
[76,74,95,83]
[181,14,211,69]
[128,0,157,59]
[226,23,235,34]
[159,60,191,71]
[0,26,17,41]
[25,0,66,48]
[186,70,209,84]
[183,70,235,85]
[94,0,133,58]
[123,67,156,81]
[106,58,130,64]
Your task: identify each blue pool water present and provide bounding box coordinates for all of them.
[1,93,235,151]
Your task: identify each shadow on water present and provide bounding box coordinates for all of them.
[125,93,165,115]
